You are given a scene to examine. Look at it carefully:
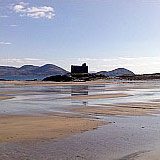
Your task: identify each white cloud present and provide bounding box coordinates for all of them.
[0,41,11,45]
[12,2,55,19]
[0,58,51,67]
[13,2,28,13]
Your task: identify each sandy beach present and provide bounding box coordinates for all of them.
[0,115,105,143]
[1,80,160,160]
[2,1,160,159]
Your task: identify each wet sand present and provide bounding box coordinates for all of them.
[0,115,105,143]
[1,115,160,160]
[1,80,160,159]
[71,102,160,116]
[65,93,130,100]
[135,150,160,160]
[0,96,14,101]
[0,80,113,86]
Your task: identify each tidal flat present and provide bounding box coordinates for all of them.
[1,80,160,160]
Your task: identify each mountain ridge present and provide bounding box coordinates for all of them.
[0,65,135,80]
[97,68,135,77]
[0,64,68,80]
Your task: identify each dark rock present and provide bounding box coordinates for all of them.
[43,75,73,82]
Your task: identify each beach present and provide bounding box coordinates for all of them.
[1,80,160,160]
[0,115,106,143]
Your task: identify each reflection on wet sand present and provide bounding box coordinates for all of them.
[68,93,130,100]
[71,85,89,106]
[71,85,88,96]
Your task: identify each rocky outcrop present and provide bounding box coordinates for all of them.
[43,75,73,82]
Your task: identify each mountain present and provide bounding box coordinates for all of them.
[97,68,135,77]
[19,65,39,72]
[0,64,68,80]
[33,64,67,76]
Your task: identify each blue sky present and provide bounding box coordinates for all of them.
[1,0,160,73]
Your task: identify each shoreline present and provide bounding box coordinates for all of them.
[0,80,112,86]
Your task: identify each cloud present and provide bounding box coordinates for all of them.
[12,2,55,19]
[51,57,160,74]
[0,58,50,67]
[0,41,11,45]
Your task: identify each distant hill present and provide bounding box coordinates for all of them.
[97,68,135,77]
[0,64,68,80]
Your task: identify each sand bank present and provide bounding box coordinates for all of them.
[0,115,106,143]
[65,93,130,100]
[0,96,14,101]
[71,102,160,116]
[0,80,112,86]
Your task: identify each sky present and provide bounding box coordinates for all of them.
[1,0,160,73]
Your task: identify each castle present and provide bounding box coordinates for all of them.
[71,63,88,74]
